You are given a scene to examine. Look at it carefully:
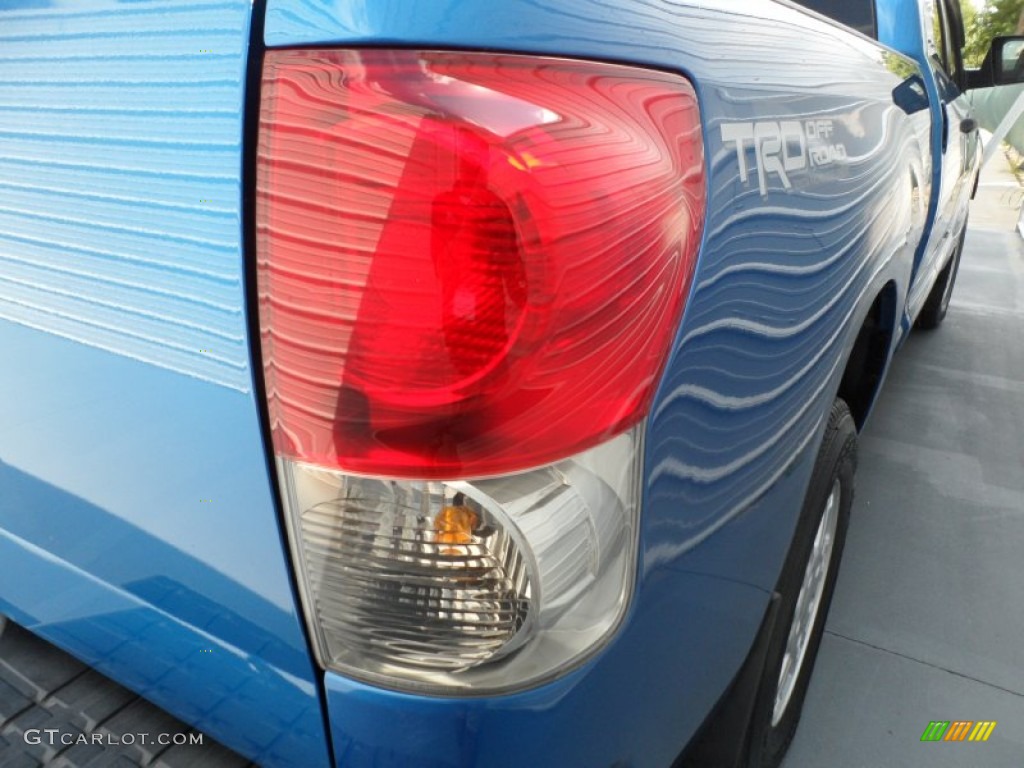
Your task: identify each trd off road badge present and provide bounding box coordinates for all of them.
[721,119,847,196]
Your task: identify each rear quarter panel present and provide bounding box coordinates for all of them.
[263,0,930,765]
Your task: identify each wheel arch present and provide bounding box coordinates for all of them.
[836,281,900,431]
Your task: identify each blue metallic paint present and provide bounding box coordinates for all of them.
[0,0,953,766]
[877,0,980,333]
[263,0,932,765]
[0,2,331,766]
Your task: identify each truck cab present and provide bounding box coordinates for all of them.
[798,0,983,333]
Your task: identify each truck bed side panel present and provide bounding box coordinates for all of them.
[262,1,929,765]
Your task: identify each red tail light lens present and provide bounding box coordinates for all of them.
[257,50,705,478]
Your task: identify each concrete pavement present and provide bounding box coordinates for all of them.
[781,145,1024,765]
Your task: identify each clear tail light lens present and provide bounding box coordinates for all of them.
[290,470,533,673]
[280,426,642,692]
[257,50,704,692]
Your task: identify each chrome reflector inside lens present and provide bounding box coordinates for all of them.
[280,426,642,693]
[298,478,532,671]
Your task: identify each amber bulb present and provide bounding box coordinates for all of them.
[434,505,480,546]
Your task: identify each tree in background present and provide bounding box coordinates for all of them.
[960,0,978,64]
[964,0,1024,66]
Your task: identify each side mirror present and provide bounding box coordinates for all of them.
[992,36,1024,85]
[892,75,930,115]
[968,36,1024,89]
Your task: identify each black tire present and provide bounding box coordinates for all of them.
[916,224,966,330]
[745,399,857,768]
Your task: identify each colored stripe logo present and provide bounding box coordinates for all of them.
[969,722,998,742]
[921,721,997,742]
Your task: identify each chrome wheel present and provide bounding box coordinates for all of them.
[771,479,841,727]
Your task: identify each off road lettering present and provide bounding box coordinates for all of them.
[722,119,847,196]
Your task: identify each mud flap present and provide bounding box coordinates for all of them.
[673,592,782,768]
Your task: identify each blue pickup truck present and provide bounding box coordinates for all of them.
[0,0,1019,766]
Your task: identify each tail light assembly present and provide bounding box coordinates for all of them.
[256,49,705,694]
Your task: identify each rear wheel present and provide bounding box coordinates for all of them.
[917,224,966,330]
[746,399,856,768]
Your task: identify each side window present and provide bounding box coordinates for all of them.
[792,0,877,38]
[930,0,948,71]
[928,0,962,85]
